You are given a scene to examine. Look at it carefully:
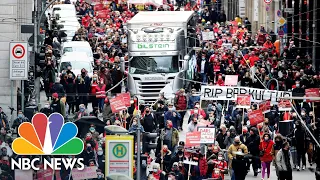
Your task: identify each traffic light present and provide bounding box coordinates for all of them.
[142,132,158,153]
[134,154,148,179]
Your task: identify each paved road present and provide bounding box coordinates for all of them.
[40,92,316,179]
[180,111,315,180]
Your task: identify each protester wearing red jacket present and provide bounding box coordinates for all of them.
[259,133,274,180]
[81,13,90,28]
[95,79,106,111]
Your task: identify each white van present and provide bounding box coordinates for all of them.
[58,52,93,78]
[61,41,94,64]
[52,4,76,17]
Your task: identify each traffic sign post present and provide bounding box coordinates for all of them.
[105,135,134,178]
[277,17,287,26]
[9,42,28,80]
[264,0,272,4]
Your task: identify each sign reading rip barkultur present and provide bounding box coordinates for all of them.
[201,86,292,103]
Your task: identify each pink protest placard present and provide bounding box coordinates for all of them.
[72,166,98,180]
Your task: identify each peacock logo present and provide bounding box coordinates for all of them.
[12,113,84,155]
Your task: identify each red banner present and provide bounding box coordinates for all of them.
[117,93,131,107]
[94,4,106,11]
[305,88,320,102]
[248,109,264,126]
[96,10,109,19]
[258,101,270,113]
[110,96,127,113]
[278,100,291,111]
[185,132,201,147]
[236,95,251,108]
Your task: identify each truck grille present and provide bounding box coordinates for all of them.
[136,81,170,105]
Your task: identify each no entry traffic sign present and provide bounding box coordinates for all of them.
[9,42,28,80]
[12,44,26,59]
[264,0,272,4]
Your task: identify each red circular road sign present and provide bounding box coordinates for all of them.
[264,0,272,4]
[12,44,25,59]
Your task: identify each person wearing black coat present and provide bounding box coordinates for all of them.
[66,75,76,114]
[245,127,260,176]
[232,152,248,180]
[291,120,307,170]
[51,77,65,98]
[75,70,91,111]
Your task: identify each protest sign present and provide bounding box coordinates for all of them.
[248,109,264,126]
[198,119,211,126]
[72,166,98,180]
[258,101,271,114]
[201,86,292,103]
[110,96,127,113]
[222,43,233,50]
[117,92,131,107]
[15,170,33,180]
[202,31,214,41]
[305,88,320,102]
[224,75,238,86]
[278,100,291,111]
[96,10,109,19]
[198,127,216,144]
[236,95,251,108]
[185,132,201,147]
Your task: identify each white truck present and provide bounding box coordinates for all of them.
[125,11,198,105]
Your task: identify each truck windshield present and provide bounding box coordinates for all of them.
[129,56,179,74]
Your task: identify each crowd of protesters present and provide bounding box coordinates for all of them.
[0,0,319,180]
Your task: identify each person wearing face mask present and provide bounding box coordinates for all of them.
[300,109,311,125]
[155,100,168,129]
[149,163,165,180]
[171,149,186,166]
[187,117,198,132]
[212,152,228,179]
[174,89,187,130]
[40,102,53,117]
[190,103,206,118]
[232,151,248,180]
[245,127,261,176]
[288,120,307,171]
[155,145,172,172]
[259,133,274,180]
[142,106,157,133]
[0,127,11,144]
[128,117,145,133]
[74,104,89,121]
[96,147,105,174]
[188,89,200,109]
[272,135,284,177]
[90,74,99,110]
[76,69,91,111]
[224,126,237,149]
[240,126,250,144]
[170,162,184,180]
[276,142,294,180]
[164,105,181,130]
[102,98,113,123]
[12,110,29,132]
[227,136,248,180]
[95,79,107,112]
[51,77,65,99]
[42,60,56,101]
[157,120,179,156]
[82,143,95,166]
[65,73,76,115]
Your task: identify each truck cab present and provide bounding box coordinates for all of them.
[126,11,197,105]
